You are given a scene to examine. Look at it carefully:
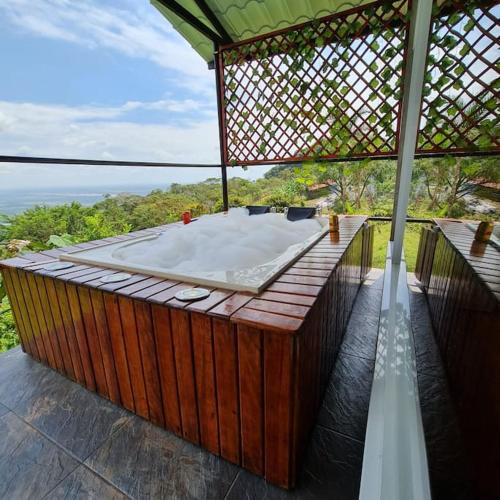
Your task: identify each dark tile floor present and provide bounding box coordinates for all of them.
[0,270,469,499]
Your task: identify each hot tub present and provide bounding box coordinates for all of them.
[60,209,329,293]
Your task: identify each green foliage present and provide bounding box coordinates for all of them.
[0,297,17,352]
[0,154,498,352]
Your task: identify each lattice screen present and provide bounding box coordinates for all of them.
[219,0,410,165]
[417,0,500,154]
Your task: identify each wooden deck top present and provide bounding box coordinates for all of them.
[434,219,500,303]
[0,215,368,335]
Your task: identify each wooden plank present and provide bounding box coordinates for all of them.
[43,277,76,379]
[65,284,96,391]
[208,293,253,318]
[277,274,327,286]
[232,307,303,334]
[257,291,315,307]
[191,312,220,455]
[1,269,31,355]
[238,324,264,475]
[213,318,240,464]
[116,277,165,296]
[89,289,121,404]
[283,268,331,278]
[245,299,309,319]
[148,283,194,304]
[102,292,135,412]
[151,304,182,435]
[267,282,322,297]
[17,270,47,363]
[131,279,177,300]
[134,300,165,427]
[32,275,64,373]
[170,308,200,443]
[117,296,149,419]
[187,289,234,313]
[53,279,85,384]
[101,275,149,293]
[77,287,109,397]
[264,332,295,488]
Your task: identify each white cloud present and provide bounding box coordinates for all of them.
[0,100,219,161]
[0,0,213,91]
[0,98,270,189]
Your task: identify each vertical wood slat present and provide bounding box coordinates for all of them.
[43,277,76,379]
[33,274,64,373]
[170,308,200,444]
[25,272,57,369]
[77,287,108,397]
[17,270,48,363]
[52,279,86,384]
[118,296,149,419]
[89,289,121,404]
[264,332,295,488]
[213,318,241,464]
[134,300,164,427]
[103,292,135,412]
[191,312,220,455]
[238,324,264,475]
[65,284,96,391]
[1,269,31,355]
[151,304,182,435]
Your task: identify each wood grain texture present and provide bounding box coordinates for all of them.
[118,296,149,419]
[238,324,264,475]
[191,312,220,455]
[134,300,164,427]
[103,292,135,412]
[170,308,200,444]
[264,332,295,487]
[213,318,240,464]
[66,284,96,391]
[77,287,108,397]
[151,304,182,435]
[89,289,121,404]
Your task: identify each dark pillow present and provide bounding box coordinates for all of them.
[286,207,316,221]
[246,205,271,215]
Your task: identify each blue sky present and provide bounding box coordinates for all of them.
[0,0,268,189]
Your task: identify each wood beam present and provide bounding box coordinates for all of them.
[155,0,224,43]
[193,0,233,43]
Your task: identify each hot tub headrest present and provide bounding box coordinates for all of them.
[286,207,316,221]
[246,205,271,215]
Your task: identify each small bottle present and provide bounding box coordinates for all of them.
[329,211,339,233]
[474,221,493,242]
[182,211,191,224]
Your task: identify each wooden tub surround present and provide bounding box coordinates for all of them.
[415,219,500,498]
[0,215,373,489]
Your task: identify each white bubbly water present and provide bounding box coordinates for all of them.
[112,208,322,272]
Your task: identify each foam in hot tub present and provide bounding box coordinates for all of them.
[61,208,328,293]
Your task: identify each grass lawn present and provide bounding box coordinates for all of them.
[370,222,426,272]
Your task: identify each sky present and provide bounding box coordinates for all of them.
[0,0,269,189]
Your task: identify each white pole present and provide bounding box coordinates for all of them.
[391,0,434,264]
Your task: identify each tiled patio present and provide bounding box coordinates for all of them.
[0,270,469,499]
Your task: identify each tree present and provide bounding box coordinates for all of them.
[416,155,499,215]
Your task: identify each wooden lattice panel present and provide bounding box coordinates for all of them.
[417,0,500,154]
[219,0,410,165]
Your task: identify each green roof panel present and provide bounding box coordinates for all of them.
[152,0,371,63]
